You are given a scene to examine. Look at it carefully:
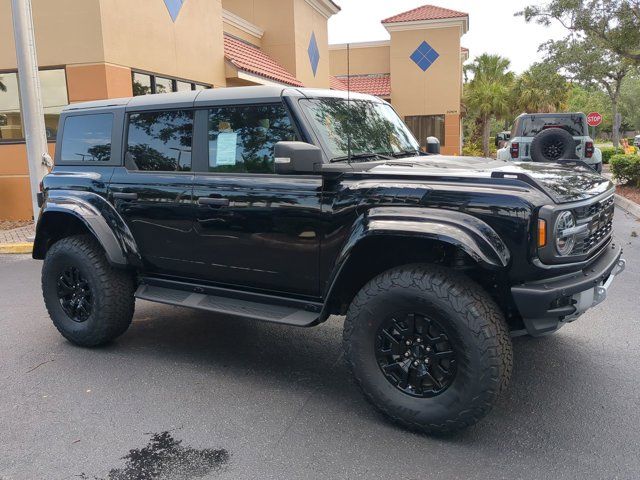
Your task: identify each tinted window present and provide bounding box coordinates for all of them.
[519,115,587,137]
[127,110,193,171]
[207,104,297,173]
[60,114,113,162]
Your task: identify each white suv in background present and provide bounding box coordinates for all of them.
[497,113,603,172]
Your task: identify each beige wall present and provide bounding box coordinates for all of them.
[0,0,105,69]
[329,44,391,76]
[224,0,297,77]
[389,26,463,154]
[99,0,226,87]
[223,22,262,47]
[223,0,329,87]
[292,0,329,88]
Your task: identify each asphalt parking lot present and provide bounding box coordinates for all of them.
[1,207,639,480]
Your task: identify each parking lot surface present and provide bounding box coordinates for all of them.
[1,208,639,480]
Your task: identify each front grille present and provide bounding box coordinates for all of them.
[571,195,614,256]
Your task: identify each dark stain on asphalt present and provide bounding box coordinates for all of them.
[78,431,229,479]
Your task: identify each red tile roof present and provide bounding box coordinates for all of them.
[329,75,347,90]
[333,73,391,98]
[223,34,304,87]
[382,4,468,24]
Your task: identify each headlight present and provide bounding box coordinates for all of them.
[554,211,576,256]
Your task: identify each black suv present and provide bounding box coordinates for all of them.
[34,86,625,434]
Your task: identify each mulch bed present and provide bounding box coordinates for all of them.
[616,185,640,205]
[0,220,34,232]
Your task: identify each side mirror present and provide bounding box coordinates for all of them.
[274,141,323,174]
[426,136,440,154]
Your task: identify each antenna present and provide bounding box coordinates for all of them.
[347,42,352,164]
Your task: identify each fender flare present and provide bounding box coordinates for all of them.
[322,207,511,311]
[33,190,141,268]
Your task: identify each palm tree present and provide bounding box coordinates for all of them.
[464,55,514,156]
[511,63,569,114]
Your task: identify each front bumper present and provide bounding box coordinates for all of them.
[511,242,625,336]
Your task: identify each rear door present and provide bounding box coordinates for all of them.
[108,108,196,277]
[189,102,323,297]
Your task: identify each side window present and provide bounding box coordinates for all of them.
[207,104,297,173]
[60,114,113,162]
[126,110,193,171]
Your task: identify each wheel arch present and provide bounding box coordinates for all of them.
[33,191,141,268]
[321,207,511,318]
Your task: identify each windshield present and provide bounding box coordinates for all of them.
[299,98,420,160]
[518,114,587,137]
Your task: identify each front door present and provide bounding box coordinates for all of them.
[190,103,323,297]
[108,109,196,277]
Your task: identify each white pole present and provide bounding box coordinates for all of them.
[11,0,50,220]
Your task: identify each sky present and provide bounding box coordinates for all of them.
[327,0,568,73]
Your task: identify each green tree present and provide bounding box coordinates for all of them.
[521,0,640,65]
[619,70,640,133]
[566,84,612,136]
[463,54,514,156]
[541,39,630,146]
[510,62,569,113]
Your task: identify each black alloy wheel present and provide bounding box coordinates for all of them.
[376,313,457,398]
[56,266,93,322]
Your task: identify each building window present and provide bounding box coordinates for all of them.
[0,68,68,143]
[132,71,210,96]
[126,110,193,171]
[132,72,152,96]
[0,72,22,141]
[404,115,445,148]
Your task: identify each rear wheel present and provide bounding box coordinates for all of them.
[42,235,135,347]
[343,264,512,434]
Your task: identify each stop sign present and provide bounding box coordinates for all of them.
[587,112,602,127]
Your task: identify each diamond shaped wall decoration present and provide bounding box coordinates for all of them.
[410,41,440,72]
[163,0,184,22]
[308,32,320,77]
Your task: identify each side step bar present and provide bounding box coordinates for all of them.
[135,284,320,327]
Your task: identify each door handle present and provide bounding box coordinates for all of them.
[198,197,229,207]
[113,192,138,200]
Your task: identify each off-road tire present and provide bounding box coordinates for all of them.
[343,264,513,434]
[530,127,577,162]
[42,235,135,347]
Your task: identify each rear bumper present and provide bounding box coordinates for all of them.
[511,242,625,336]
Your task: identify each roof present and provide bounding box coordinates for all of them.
[333,73,391,98]
[329,75,347,90]
[223,34,304,87]
[382,4,468,23]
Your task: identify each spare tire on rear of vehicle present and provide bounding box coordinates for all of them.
[530,127,577,162]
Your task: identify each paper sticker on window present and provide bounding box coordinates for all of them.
[213,132,237,166]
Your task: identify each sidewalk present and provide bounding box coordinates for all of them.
[0,224,35,254]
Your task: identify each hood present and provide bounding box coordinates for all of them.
[365,156,613,204]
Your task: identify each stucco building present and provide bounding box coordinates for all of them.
[0,0,468,220]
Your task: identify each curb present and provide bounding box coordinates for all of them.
[0,242,33,254]
[615,194,640,219]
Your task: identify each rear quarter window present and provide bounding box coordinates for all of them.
[60,113,114,163]
[519,115,587,137]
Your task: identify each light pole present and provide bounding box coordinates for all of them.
[11,0,51,220]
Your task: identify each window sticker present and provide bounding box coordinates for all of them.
[214,132,238,166]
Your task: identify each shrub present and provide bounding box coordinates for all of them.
[600,147,621,164]
[462,141,484,157]
[610,154,640,187]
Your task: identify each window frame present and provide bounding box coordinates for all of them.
[404,114,446,148]
[55,109,123,166]
[191,101,302,175]
[130,69,211,96]
[0,65,68,144]
[123,108,196,173]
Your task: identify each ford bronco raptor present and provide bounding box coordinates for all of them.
[34,87,625,434]
[497,112,603,172]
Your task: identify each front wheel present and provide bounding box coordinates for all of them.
[343,265,513,434]
[42,235,135,347]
